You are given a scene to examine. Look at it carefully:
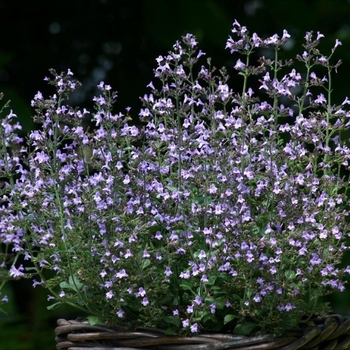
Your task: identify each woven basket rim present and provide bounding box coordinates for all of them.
[55,315,350,350]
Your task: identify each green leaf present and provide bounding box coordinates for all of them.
[224,314,237,325]
[285,270,296,280]
[234,322,258,336]
[230,294,243,301]
[68,275,84,291]
[164,316,181,327]
[59,281,74,290]
[207,275,217,286]
[59,275,84,292]
[165,327,178,335]
[47,302,62,311]
[180,281,193,291]
[87,316,103,325]
[139,258,151,270]
[166,185,178,192]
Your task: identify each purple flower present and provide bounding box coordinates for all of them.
[285,303,296,311]
[135,287,146,298]
[115,269,128,279]
[253,294,261,303]
[194,296,202,305]
[186,304,194,313]
[117,309,125,318]
[309,253,322,266]
[142,297,149,306]
[270,266,277,275]
[180,270,190,279]
[314,93,327,104]
[190,323,199,333]
[182,319,190,328]
[234,59,246,71]
[198,250,206,260]
[164,267,172,277]
[106,291,114,299]
[9,265,24,278]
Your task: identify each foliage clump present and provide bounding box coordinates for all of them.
[1,20,350,336]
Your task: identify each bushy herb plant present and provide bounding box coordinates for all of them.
[1,20,350,336]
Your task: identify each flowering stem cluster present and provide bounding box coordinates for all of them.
[1,20,350,336]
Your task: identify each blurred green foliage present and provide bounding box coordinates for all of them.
[0,284,55,350]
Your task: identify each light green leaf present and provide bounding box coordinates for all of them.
[68,275,84,291]
[59,281,74,290]
[224,314,237,325]
[180,281,193,291]
[87,316,102,325]
[47,302,62,311]
[285,270,296,280]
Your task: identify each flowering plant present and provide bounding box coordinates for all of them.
[1,20,350,337]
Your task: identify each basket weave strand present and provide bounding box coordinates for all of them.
[55,316,350,350]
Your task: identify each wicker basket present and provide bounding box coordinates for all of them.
[55,315,350,350]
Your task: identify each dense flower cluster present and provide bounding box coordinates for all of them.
[1,20,350,336]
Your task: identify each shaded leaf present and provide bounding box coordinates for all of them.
[224,314,237,325]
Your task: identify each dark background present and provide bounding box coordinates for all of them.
[1,0,350,349]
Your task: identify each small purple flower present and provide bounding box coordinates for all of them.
[106,291,114,299]
[135,287,146,297]
[198,250,206,260]
[182,319,190,328]
[180,270,191,279]
[154,231,163,240]
[9,265,24,278]
[190,323,199,333]
[115,269,128,279]
[253,294,261,303]
[208,184,217,194]
[164,266,172,277]
[270,266,277,275]
[117,309,125,318]
[194,296,202,305]
[314,93,327,104]
[334,39,342,49]
[187,304,194,313]
[310,253,322,265]
[285,303,296,311]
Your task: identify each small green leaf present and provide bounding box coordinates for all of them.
[207,275,217,286]
[180,281,193,291]
[234,322,258,336]
[224,314,237,325]
[59,281,73,290]
[165,327,178,335]
[68,275,84,291]
[164,316,181,327]
[87,316,102,325]
[47,302,62,311]
[166,185,178,192]
[230,294,243,301]
[285,270,296,280]
[141,259,151,270]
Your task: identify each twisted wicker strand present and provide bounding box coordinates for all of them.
[55,317,350,350]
